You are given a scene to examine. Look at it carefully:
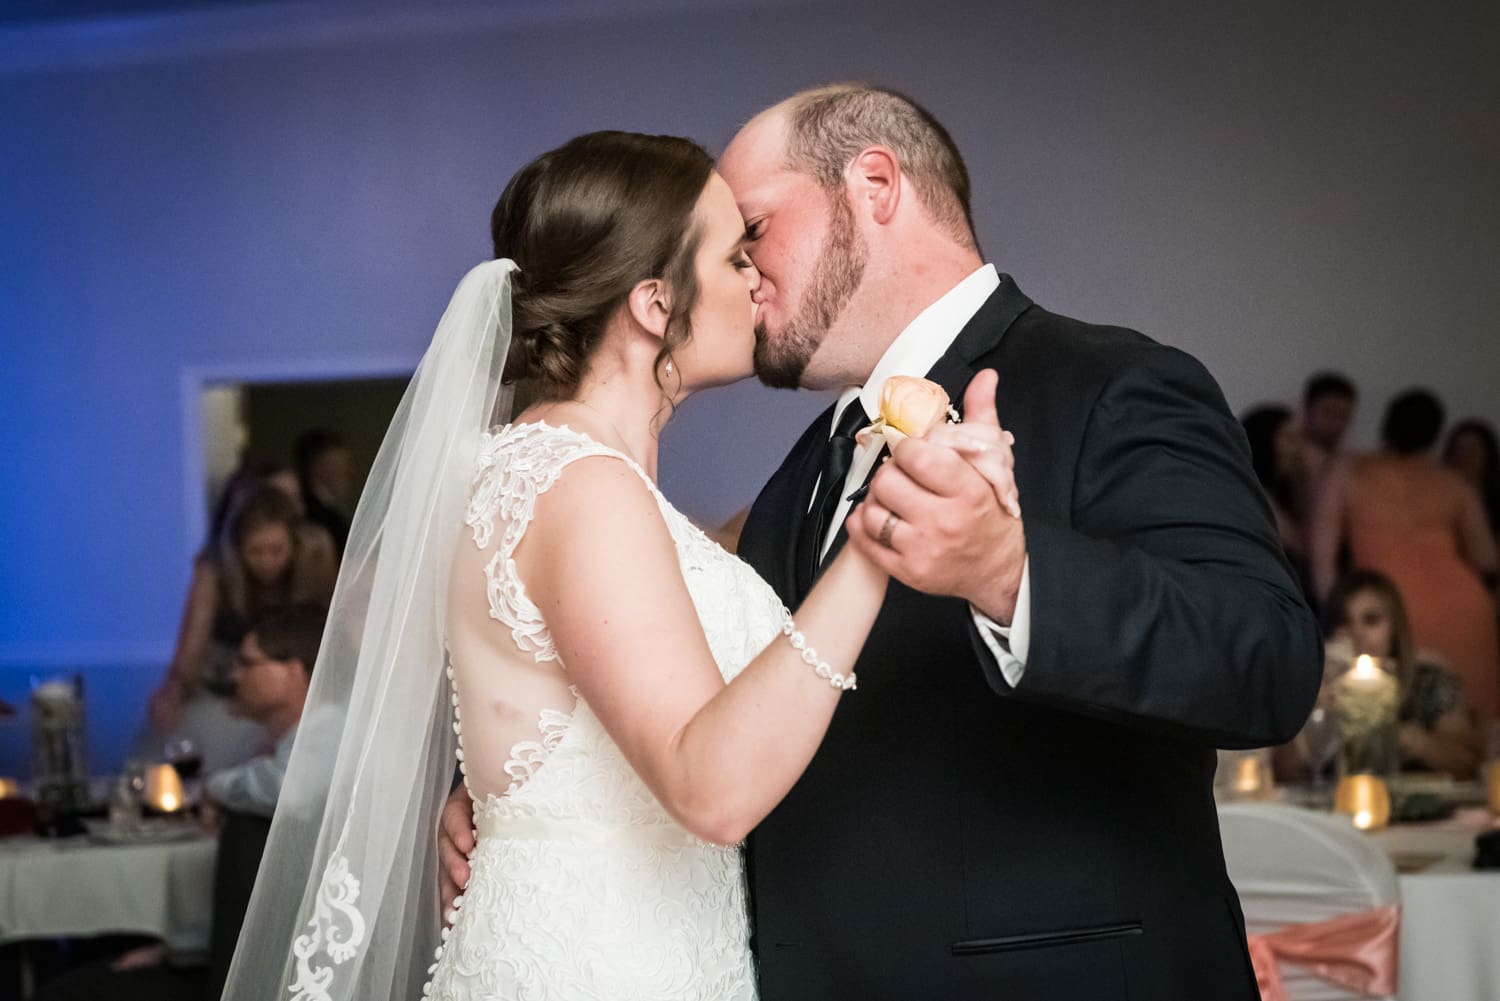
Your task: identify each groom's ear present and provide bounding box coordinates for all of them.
[847,145,901,226]
[625,277,671,339]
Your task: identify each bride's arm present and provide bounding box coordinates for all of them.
[523,456,886,846]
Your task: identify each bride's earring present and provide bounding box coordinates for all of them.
[665,360,674,378]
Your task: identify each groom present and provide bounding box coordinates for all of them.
[719,85,1320,999]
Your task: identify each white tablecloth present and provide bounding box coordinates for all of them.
[0,824,216,951]
[1370,810,1500,1001]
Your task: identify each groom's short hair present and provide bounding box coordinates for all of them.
[780,84,978,250]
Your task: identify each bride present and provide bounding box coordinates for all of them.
[223,131,997,1001]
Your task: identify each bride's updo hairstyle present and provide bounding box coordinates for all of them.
[492,131,716,400]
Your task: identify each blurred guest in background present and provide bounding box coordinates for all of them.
[1241,404,1311,595]
[202,603,329,821]
[1444,418,1500,545]
[1310,389,1500,721]
[1299,371,1357,495]
[1332,570,1478,776]
[1277,569,1481,780]
[207,459,337,588]
[207,461,291,550]
[294,428,354,558]
[143,487,336,772]
[1301,372,1358,454]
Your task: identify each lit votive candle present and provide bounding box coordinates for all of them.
[1348,654,1393,688]
[1339,655,1399,714]
[1334,774,1391,831]
[0,777,18,799]
[144,763,185,813]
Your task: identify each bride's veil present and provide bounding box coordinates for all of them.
[221,259,517,1001]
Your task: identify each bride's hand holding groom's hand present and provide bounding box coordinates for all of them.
[846,369,1027,624]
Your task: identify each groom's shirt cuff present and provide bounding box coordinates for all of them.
[970,557,1031,687]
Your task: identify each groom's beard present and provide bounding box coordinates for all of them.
[753,192,868,389]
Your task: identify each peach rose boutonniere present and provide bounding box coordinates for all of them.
[859,375,961,447]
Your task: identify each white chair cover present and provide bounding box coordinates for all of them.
[1219,803,1400,1001]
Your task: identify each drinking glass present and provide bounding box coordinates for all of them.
[1296,703,1341,788]
[163,736,203,805]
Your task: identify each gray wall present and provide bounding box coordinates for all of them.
[2,0,1497,771]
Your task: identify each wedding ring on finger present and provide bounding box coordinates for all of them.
[877,510,901,548]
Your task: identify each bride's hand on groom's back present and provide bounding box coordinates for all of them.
[438,786,475,920]
[846,370,1027,624]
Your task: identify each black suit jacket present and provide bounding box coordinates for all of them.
[738,276,1321,1001]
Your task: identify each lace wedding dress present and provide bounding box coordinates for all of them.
[423,421,782,1001]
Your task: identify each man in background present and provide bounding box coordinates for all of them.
[1301,372,1358,485]
[202,602,329,821]
[295,429,354,559]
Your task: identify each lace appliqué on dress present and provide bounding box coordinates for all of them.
[463,423,642,664]
[287,828,368,1001]
[500,706,573,795]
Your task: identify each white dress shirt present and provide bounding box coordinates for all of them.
[206,723,296,818]
[205,703,344,817]
[815,263,1031,686]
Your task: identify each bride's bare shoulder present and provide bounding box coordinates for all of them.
[527,450,666,548]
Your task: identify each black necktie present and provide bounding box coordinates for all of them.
[796,402,868,593]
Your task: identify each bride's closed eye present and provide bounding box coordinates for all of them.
[733,253,755,271]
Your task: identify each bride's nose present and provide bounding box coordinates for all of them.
[743,260,763,296]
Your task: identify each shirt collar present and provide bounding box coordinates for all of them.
[833,263,1000,429]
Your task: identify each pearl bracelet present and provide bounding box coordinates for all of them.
[781,608,857,691]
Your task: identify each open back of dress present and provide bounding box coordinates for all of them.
[427,421,782,1001]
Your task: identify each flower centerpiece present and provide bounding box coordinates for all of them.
[31,676,91,816]
[1331,654,1399,831]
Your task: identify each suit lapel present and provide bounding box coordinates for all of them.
[926,274,1033,410]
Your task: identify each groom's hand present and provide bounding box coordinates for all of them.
[847,369,1027,623]
[438,785,476,920]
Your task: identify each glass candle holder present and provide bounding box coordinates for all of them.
[1215,747,1274,802]
[1332,654,1399,780]
[1334,773,1392,831]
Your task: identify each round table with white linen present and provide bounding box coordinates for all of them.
[0,819,215,950]
[1369,807,1500,1001]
